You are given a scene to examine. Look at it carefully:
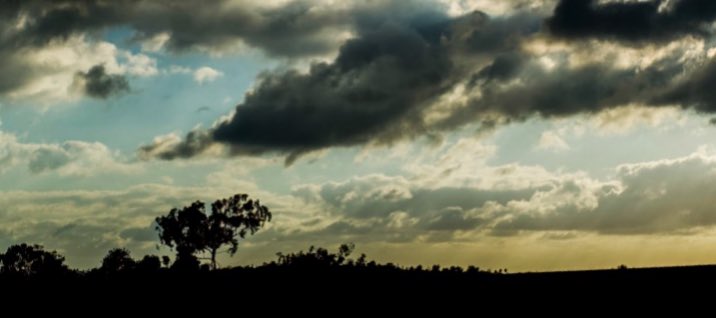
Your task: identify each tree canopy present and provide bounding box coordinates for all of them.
[100,248,136,273]
[155,193,272,269]
[0,244,68,276]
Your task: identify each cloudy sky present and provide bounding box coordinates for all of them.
[5,0,716,271]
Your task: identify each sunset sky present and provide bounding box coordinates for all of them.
[5,0,716,271]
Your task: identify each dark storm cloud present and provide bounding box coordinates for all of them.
[0,0,355,58]
[461,12,542,53]
[2,0,484,103]
[469,52,527,85]
[0,51,36,95]
[546,0,716,43]
[655,59,716,112]
[74,65,130,99]
[211,22,454,159]
[0,0,369,99]
[478,59,684,118]
[428,52,688,134]
[86,0,716,164]
[139,10,542,162]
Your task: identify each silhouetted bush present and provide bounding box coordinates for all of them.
[136,255,162,272]
[100,248,136,273]
[0,243,68,277]
[170,251,201,272]
[273,243,358,268]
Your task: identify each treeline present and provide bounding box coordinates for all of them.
[0,242,497,279]
[0,193,502,284]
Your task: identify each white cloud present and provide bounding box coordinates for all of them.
[590,105,684,135]
[167,65,193,74]
[140,32,171,52]
[523,36,707,71]
[438,0,554,16]
[291,134,716,243]
[193,66,224,84]
[0,130,138,176]
[536,131,570,151]
[121,52,158,76]
[493,150,716,235]
[4,36,158,103]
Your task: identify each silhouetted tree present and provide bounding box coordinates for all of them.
[155,193,272,270]
[101,248,136,272]
[161,256,171,268]
[136,255,162,272]
[171,251,200,272]
[0,243,67,276]
[275,243,356,268]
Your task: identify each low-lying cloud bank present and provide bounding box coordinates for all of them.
[7,138,716,268]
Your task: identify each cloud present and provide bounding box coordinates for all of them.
[0,0,360,58]
[138,130,219,160]
[0,184,201,268]
[288,138,566,241]
[655,58,716,112]
[74,65,130,99]
[11,0,711,147]
[0,35,155,102]
[137,3,716,163]
[536,131,569,151]
[285,137,716,243]
[193,67,224,84]
[140,32,171,52]
[10,135,716,269]
[297,174,538,221]
[546,0,716,44]
[0,130,137,176]
[0,174,316,268]
[119,224,158,243]
[139,8,542,162]
[493,151,716,235]
[167,65,193,75]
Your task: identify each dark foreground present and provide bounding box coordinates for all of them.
[4,264,716,307]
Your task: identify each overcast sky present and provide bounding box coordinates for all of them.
[4,0,716,271]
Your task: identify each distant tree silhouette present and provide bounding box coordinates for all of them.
[466,265,480,274]
[156,193,272,270]
[275,243,361,268]
[161,255,171,267]
[101,248,136,272]
[0,243,68,276]
[136,255,162,272]
[171,251,201,271]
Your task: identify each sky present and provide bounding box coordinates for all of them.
[5,0,716,272]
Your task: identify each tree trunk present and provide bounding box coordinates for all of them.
[211,249,217,270]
